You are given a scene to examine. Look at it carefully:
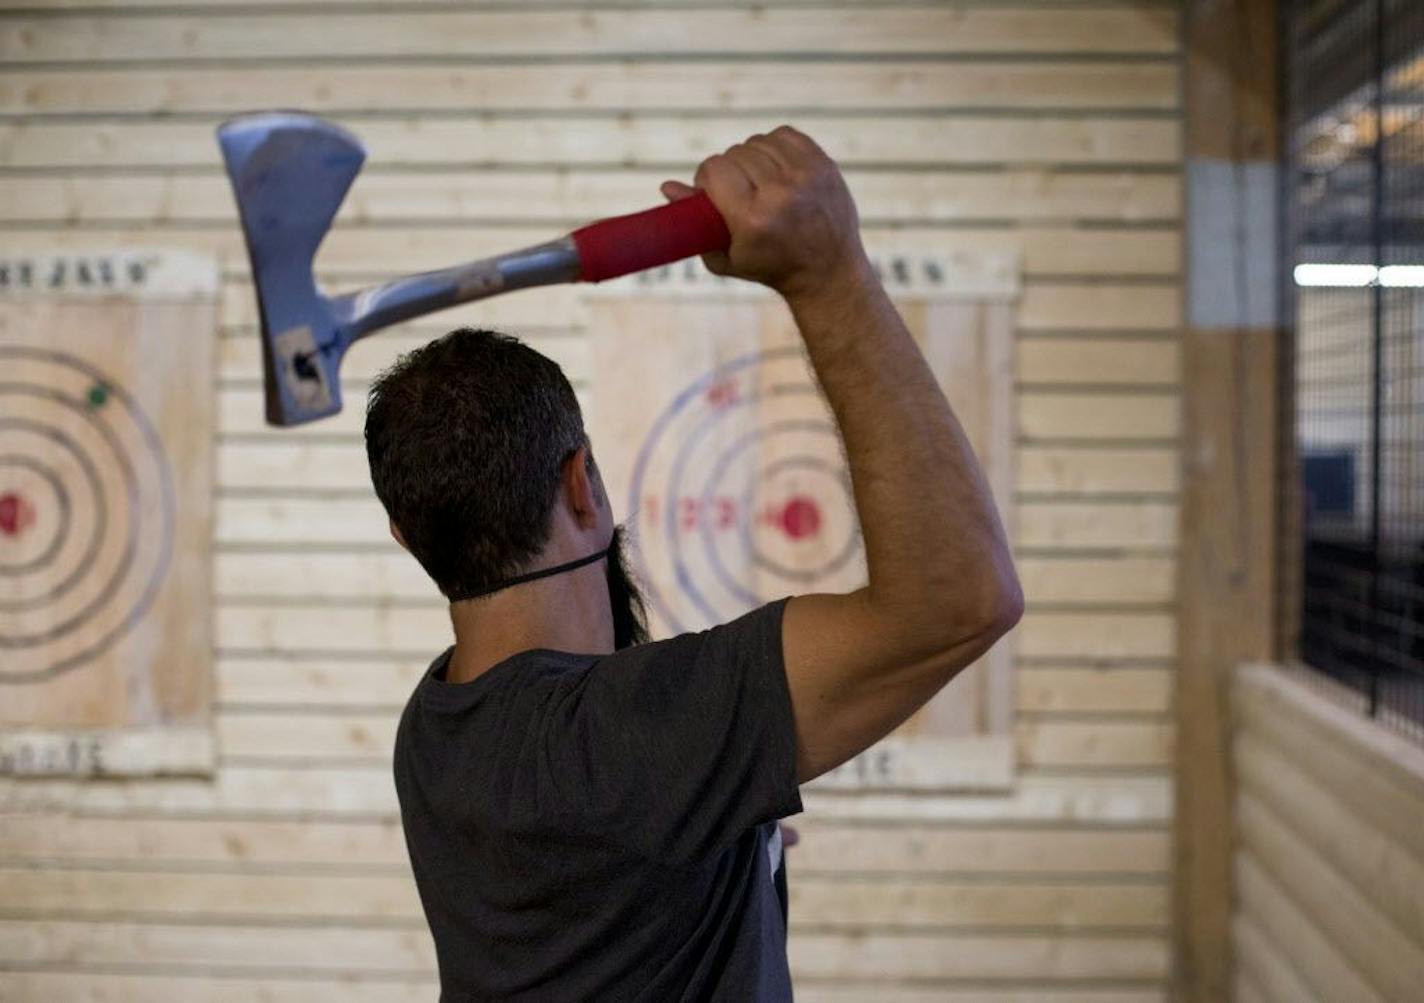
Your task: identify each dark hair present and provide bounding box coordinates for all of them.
[364,328,587,600]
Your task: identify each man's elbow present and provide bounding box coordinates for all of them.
[985,573,1025,637]
[868,562,1023,656]
[964,565,1024,643]
[911,571,1021,677]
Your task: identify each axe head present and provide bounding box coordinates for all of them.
[218,112,365,427]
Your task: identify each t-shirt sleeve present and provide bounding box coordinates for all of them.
[544,597,803,866]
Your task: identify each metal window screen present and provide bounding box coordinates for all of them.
[1283,0,1424,741]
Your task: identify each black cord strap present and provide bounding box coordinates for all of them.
[448,545,610,603]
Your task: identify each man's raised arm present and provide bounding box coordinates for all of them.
[663,127,1023,782]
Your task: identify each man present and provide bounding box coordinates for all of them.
[366,126,1022,1002]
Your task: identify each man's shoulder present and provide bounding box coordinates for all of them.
[614,599,790,667]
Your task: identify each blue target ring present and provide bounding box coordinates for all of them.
[627,346,859,634]
[696,421,860,607]
[727,452,860,583]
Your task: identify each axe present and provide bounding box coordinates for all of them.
[217,112,730,427]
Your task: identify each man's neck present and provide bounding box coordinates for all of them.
[445,562,612,685]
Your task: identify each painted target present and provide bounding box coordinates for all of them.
[628,346,864,634]
[0,346,176,683]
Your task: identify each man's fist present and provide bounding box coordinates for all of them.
[661,126,870,301]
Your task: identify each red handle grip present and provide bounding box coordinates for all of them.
[570,191,730,283]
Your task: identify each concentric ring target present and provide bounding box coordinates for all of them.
[0,346,176,683]
[628,347,864,634]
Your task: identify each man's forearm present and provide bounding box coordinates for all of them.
[786,261,1020,649]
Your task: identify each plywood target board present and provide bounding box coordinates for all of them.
[587,254,1019,790]
[0,251,218,776]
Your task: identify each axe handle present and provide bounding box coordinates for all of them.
[570,191,730,282]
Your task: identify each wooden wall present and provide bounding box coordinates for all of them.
[1231,664,1424,1003]
[0,2,1183,999]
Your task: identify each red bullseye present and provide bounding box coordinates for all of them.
[779,494,822,541]
[0,490,36,539]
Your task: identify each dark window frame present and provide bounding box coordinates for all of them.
[1282,0,1424,743]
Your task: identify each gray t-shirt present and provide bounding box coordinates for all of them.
[393,598,803,1001]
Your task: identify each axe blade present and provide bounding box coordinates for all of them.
[218,112,366,427]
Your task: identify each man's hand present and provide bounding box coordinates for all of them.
[661,127,871,303]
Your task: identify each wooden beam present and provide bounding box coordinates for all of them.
[1175,1,1281,1001]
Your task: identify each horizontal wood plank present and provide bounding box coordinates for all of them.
[1017,500,1178,549]
[216,364,1184,447]
[1,9,1180,63]
[1017,612,1176,660]
[1018,337,1180,385]
[1017,667,1173,714]
[215,658,1177,716]
[0,919,1166,981]
[1016,721,1172,769]
[213,602,1175,659]
[0,115,1182,169]
[4,224,1182,279]
[0,918,436,973]
[1019,285,1179,332]
[0,62,1181,115]
[0,171,1180,225]
[216,497,392,546]
[0,814,1170,876]
[0,973,432,1003]
[1019,556,1175,604]
[7,0,1182,8]
[209,709,1170,769]
[1,768,1172,822]
[0,867,1167,930]
[792,823,1170,876]
[214,551,435,601]
[218,385,1183,446]
[219,279,574,331]
[218,331,586,388]
[213,441,1180,495]
[212,496,1182,552]
[1018,446,1180,495]
[210,549,1173,605]
[1019,392,1180,441]
[213,655,1172,716]
[0,814,407,867]
[789,931,1169,980]
[215,604,451,653]
[219,279,1178,335]
[0,971,1166,1003]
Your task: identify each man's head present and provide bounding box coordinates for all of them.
[364,327,647,647]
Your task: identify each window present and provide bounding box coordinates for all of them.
[1283,0,1424,740]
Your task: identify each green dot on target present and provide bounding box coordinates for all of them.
[86,382,110,409]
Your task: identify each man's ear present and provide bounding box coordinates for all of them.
[585,446,608,509]
[564,443,602,529]
[390,519,410,552]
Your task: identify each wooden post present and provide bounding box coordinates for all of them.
[1175,1,1281,1001]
